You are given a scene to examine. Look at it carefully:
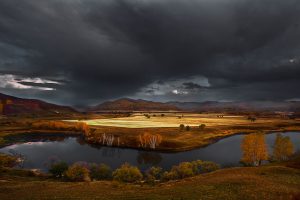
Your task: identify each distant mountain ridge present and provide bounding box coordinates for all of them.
[1,92,300,115]
[0,93,77,116]
[89,98,180,112]
[167,101,300,113]
[90,98,300,113]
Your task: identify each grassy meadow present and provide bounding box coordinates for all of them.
[69,113,300,151]
[0,113,300,199]
[1,163,300,200]
[68,113,279,128]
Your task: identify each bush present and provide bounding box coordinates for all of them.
[90,163,112,180]
[65,163,90,182]
[0,153,17,168]
[49,161,68,178]
[172,162,194,178]
[186,126,191,131]
[31,121,90,134]
[112,163,143,183]
[146,166,163,180]
[191,160,220,174]
[199,124,206,130]
[162,160,220,182]
[179,124,185,130]
[145,174,156,185]
[161,171,179,181]
[161,171,178,182]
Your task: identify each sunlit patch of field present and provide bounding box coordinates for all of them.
[66,113,280,128]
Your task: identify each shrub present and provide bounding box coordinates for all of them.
[90,163,112,180]
[112,163,143,183]
[49,161,68,178]
[145,174,156,185]
[161,171,179,182]
[172,162,194,178]
[31,121,90,134]
[146,166,163,180]
[162,160,220,182]
[65,163,90,182]
[199,124,206,130]
[186,125,191,131]
[179,124,185,130]
[0,153,17,168]
[200,161,220,172]
[191,160,220,174]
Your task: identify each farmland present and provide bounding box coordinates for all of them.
[66,113,300,151]
[68,113,267,128]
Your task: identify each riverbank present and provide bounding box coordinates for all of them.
[1,116,300,152]
[0,161,300,200]
[84,118,300,152]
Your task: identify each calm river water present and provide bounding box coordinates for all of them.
[0,132,299,171]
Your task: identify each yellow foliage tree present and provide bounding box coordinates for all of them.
[139,133,162,149]
[273,134,294,161]
[241,133,268,166]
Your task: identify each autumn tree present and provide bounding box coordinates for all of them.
[139,133,162,149]
[112,163,143,183]
[241,133,268,166]
[273,134,294,161]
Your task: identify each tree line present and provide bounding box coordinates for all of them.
[48,159,220,184]
[241,133,295,166]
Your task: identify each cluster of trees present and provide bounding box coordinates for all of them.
[49,162,112,181]
[31,121,90,134]
[86,133,121,147]
[247,116,257,122]
[49,160,219,184]
[179,124,206,131]
[144,114,151,119]
[160,160,220,182]
[139,133,162,149]
[241,133,294,166]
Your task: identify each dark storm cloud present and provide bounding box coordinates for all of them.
[0,0,300,105]
[183,82,203,90]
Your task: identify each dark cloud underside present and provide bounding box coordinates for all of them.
[0,0,300,105]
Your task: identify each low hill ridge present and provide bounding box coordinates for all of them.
[0,92,77,116]
[90,98,180,111]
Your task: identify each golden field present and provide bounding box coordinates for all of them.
[68,113,274,128]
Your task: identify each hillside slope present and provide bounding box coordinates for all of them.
[90,98,180,112]
[0,93,77,116]
[0,164,299,200]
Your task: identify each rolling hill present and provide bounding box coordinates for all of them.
[89,98,180,112]
[0,93,77,116]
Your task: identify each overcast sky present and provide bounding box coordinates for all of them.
[0,0,300,106]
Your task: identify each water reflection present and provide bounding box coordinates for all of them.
[0,132,299,172]
[101,148,122,158]
[137,152,162,165]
